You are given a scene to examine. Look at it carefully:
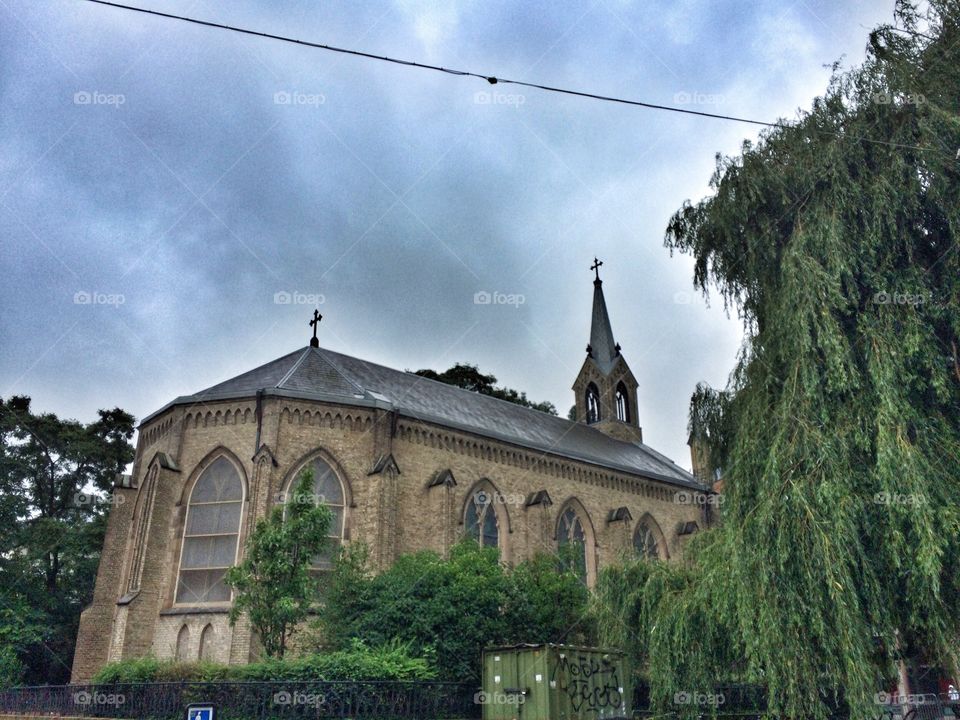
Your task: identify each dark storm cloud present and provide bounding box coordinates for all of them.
[0,0,893,466]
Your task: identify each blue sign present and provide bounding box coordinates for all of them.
[186,704,215,720]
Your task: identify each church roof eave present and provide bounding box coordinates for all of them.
[386,406,703,491]
[137,345,707,493]
[138,387,395,427]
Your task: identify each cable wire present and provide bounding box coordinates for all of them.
[83,0,942,154]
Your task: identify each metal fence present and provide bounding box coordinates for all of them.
[631,683,959,719]
[0,680,481,719]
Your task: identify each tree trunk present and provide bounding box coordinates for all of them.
[898,656,912,718]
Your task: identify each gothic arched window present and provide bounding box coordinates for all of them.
[634,519,662,560]
[175,625,190,661]
[464,487,499,549]
[176,456,243,604]
[615,382,630,423]
[585,383,601,424]
[557,506,588,581]
[199,624,215,661]
[284,455,347,571]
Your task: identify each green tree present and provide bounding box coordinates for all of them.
[503,552,594,644]
[225,467,332,659]
[317,542,594,682]
[414,363,558,415]
[0,396,135,684]
[611,3,960,718]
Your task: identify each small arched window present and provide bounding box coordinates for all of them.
[615,382,630,423]
[464,488,499,549]
[634,520,662,560]
[175,625,190,661]
[284,456,347,571]
[176,456,243,604]
[199,624,215,661]
[585,383,601,424]
[557,506,588,581]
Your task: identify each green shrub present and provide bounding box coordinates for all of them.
[233,640,435,681]
[316,541,595,682]
[90,640,434,683]
[91,656,174,684]
[152,660,233,682]
[0,645,24,688]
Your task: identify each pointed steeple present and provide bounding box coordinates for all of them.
[573,258,642,443]
[588,274,620,374]
[586,258,620,374]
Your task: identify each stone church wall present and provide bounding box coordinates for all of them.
[72,395,708,682]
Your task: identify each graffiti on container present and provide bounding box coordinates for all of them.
[552,653,623,713]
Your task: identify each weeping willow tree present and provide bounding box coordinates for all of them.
[599,2,960,718]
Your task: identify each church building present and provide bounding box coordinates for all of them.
[71,268,711,682]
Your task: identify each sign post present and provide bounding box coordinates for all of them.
[186,703,215,720]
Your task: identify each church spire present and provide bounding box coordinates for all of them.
[573,258,642,443]
[587,258,620,375]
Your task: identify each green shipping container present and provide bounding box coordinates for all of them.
[480,644,631,720]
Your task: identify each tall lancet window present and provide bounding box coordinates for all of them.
[585,383,601,424]
[176,457,243,604]
[557,506,587,582]
[615,382,630,423]
[464,488,499,549]
[283,456,347,572]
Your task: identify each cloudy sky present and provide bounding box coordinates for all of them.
[1,0,894,468]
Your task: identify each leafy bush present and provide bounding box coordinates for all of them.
[90,640,434,683]
[233,640,435,681]
[152,661,234,682]
[91,656,173,684]
[317,541,594,682]
[0,645,24,688]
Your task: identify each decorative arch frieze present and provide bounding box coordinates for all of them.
[392,419,704,507]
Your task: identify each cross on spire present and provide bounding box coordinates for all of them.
[309,310,322,348]
[590,257,603,281]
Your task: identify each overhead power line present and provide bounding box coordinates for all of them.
[84,0,784,128]
[84,0,940,155]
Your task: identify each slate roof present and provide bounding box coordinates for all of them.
[144,346,705,491]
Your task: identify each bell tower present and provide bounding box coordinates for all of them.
[572,259,643,444]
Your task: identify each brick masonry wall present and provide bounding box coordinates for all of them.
[70,483,137,682]
[72,394,709,681]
